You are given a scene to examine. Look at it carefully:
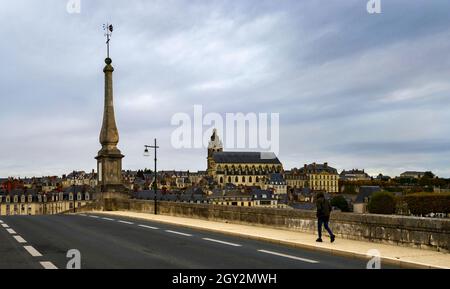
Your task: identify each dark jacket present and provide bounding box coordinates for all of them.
[316,195,331,218]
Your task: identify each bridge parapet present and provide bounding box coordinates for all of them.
[79,198,450,252]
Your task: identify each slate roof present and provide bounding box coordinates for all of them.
[266,173,286,185]
[299,163,338,174]
[212,152,281,164]
[355,186,381,203]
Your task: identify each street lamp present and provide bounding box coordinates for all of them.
[144,139,159,215]
[72,170,76,213]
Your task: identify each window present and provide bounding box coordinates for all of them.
[28,195,33,203]
[85,193,90,201]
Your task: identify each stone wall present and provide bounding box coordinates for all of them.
[84,199,450,252]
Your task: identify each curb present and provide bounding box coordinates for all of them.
[87,211,448,269]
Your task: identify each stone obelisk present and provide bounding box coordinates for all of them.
[95,24,127,199]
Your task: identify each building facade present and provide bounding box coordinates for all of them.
[299,163,339,193]
[206,129,283,188]
[340,169,371,181]
[0,188,92,216]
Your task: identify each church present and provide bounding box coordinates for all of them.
[207,129,283,187]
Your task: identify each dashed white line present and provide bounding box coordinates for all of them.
[23,246,42,257]
[79,214,87,217]
[202,238,242,247]
[118,220,134,225]
[6,228,16,234]
[165,230,192,237]
[102,217,115,221]
[0,220,3,223]
[13,235,27,244]
[40,261,58,269]
[89,215,100,219]
[1,223,9,228]
[258,250,319,264]
[138,224,159,230]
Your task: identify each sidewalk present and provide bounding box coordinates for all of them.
[90,210,450,269]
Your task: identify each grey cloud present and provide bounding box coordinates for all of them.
[1,0,450,177]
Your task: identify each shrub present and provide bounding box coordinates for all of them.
[330,195,350,212]
[367,191,396,214]
[403,193,450,216]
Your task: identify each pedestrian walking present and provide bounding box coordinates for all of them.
[316,192,336,243]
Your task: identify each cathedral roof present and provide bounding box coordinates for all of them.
[212,152,281,164]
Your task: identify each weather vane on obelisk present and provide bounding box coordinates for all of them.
[103,23,114,58]
[96,22,127,199]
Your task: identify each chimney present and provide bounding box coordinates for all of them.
[324,162,328,168]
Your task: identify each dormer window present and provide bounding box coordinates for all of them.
[14,195,18,203]
[6,196,10,203]
[28,195,33,203]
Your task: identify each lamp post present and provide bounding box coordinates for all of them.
[144,139,159,215]
[72,170,76,213]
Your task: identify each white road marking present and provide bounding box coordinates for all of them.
[40,261,58,269]
[102,217,115,221]
[118,220,134,225]
[13,235,27,244]
[89,215,100,219]
[202,238,242,247]
[258,250,319,264]
[24,246,42,257]
[6,228,16,234]
[79,214,87,217]
[138,224,159,230]
[165,230,192,237]
[0,220,3,223]
[1,223,9,228]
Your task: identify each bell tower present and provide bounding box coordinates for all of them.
[207,129,223,176]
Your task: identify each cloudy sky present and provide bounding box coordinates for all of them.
[1,0,450,178]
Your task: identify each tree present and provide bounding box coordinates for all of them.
[367,191,396,214]
[330,195,350,212]
[423,171,435,179]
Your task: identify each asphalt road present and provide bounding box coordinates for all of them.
[0,214,400,269]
